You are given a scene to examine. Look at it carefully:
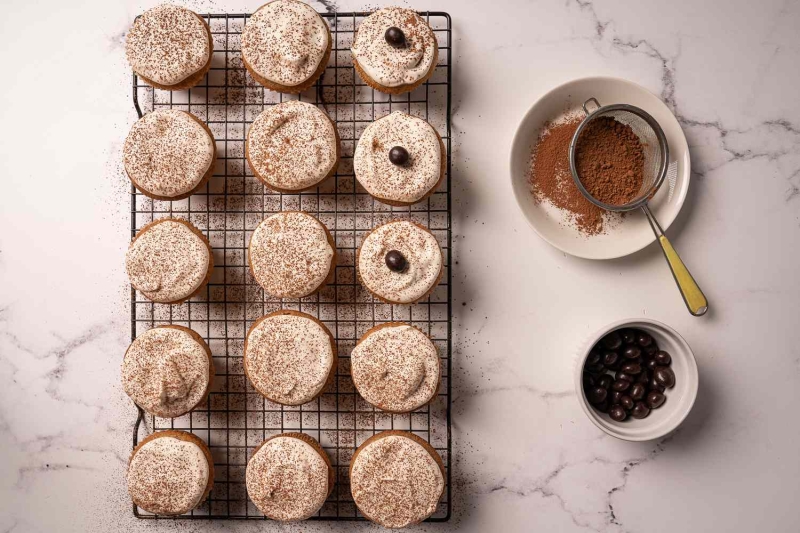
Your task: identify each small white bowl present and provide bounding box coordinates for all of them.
[574,318,699,441]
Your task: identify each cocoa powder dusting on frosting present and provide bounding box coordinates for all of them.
[126,5,210,86]
[245,313,334,405]
[246,435,329,520]
[247,101,337,191]
[127,435,209,515]
[241,0,329,87]
[124,109,214,198]
[248,212,334,298]
[351,325,439,412]
[121,327,210,418]
[351,434,444,528]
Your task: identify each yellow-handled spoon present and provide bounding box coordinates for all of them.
[569,98,708,316]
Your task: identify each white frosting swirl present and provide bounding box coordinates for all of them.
[244,313,334,405]
[124,110,215,198]
[351,325,439,412]
[241,0,329,87]
[126,5,210,86]
[126,220,211,303]
[351,7,437,88]
[249,212,334,298]
[358,221,443,304]
[247,101,338,191]
[127,435,210,515]
[350,433,444,528]
[122,327,211,419]
[354,111,442,204]
[246,435,330,520]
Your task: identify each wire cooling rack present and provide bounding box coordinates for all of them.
[129,11,452,521]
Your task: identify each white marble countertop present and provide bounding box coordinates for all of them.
[1,0,799,531]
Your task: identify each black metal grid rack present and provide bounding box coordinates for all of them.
[130,11,452,521]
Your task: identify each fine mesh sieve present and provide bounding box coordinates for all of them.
[568,97,709,317]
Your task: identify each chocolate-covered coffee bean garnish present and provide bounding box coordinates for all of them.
[601,332,622,350]
[630,383,646,401]
[583,327,674,422]
[384,250,407,272]
[654,366,675,388]
[631,401,651,419]
[609,405,627,422]
[588,386,608,404]
[621,329,636,344]
[385,26,406,48]
[637,332,653,347]
[647,391,666,409]
[655,350,671,365]
[388,146,409,166]
[620,395,634,410]
[621,362,642,375]
[611,379,631,392]
[622,346,641,359]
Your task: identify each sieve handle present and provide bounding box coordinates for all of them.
[642,205,709,317]
[582,97,601,115]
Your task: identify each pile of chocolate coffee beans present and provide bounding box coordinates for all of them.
[582,328,676,422]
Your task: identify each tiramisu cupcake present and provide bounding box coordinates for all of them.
[124,109,216,200]
[246,433,334,520]
[127,430,214,516]
[127,218,213,304]
[354,111,445,206]
[122,326,214,419]
[351,7,438,95]
[350,431,445,528]
[241,0,332,94]
[357,221,443,304]
[248,212,335,299]
[244,310,336,406]
[246,101,339,193]
[351,323,439,413]
[126,5,213,90]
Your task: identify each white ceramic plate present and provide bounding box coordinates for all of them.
[509,77,690,260]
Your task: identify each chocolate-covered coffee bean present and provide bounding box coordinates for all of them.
[586,361,605,373]
[654,366,676,388]
[620,395,634,410]
[655,350,671,365]
[610,391,622,405]
[598,375,613,390]
[621,362,642,375]
[621,329,636,344]
[611,379,631,392]
[637,332,653,347]
[645,358,658,371]
[587,351,601,365]
[644,344,658,357]
[615,370,634,382]
[637,370,650,384]
[631,401,651,419]
[622,345,641,359]
[646,391,666,409]
[648,377,665,392]
[630,383,646,400]
[588,386,608,404]
[601,332,622,350]
[609,405,627,422]
[603,351,619,367]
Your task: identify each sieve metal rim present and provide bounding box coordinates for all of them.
[568,101,670,213]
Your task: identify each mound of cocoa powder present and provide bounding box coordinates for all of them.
[529,115,645,235]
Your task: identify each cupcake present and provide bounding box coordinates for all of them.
[248,212,335,299]
[241,0,332,93]
[351,323,439,413]
[246,433,334,520]
[126,218,213,304]
[354,111,445,206]
[126,5,213,90]
[124,109,216,200]
[357,221,443,304]
[351,7,438,95]
[244,310,336,406]
[246,101,339,193]
[122,325,214,419]
[127,430,214,515]
[350,431,444,528]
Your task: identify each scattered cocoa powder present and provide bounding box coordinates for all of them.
[529,117,606,235]
[575,116,645,206]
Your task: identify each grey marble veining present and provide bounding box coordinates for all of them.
[1,0,799,531]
